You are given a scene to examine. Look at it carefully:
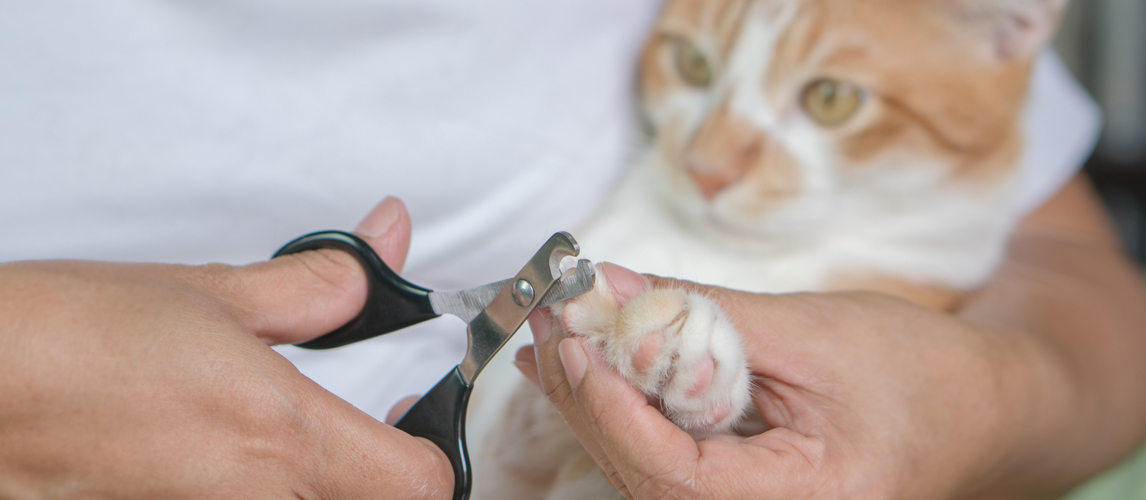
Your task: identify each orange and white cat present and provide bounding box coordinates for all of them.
[474,0,1068,498]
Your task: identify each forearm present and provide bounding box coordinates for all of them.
[958,177,1146,497]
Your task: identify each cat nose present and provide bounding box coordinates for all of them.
[688,163,744,200]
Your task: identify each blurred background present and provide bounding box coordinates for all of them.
[1055,0,1146,263]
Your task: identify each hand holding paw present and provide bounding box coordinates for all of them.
[517,264,1067,500]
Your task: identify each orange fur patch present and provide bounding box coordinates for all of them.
[824,273,964,311]
[644,0,1038,205]
[763,0,1032,186]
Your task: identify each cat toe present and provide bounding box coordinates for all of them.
[686,356,715,398]
[631,334,664,375]
[554,275,751,435]
[655,295,751,434]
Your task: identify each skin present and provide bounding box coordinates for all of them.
[517,175,1146,499]
[2,174,1139,499]
[0,198,453,500]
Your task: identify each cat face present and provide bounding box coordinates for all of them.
[638,0,1064,239]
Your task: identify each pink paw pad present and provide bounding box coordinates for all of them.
[686,357,716,398]
[632,334,663,374]
[704,403,731,428]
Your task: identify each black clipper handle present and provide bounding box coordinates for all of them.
[273,230,439,349]
[394,367,474,500]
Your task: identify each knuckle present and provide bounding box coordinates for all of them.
[611,445,698,500]
[188,262,242,296]
[184,263,244,311]
[209,380,317,479]
[221,249,368,332]
[583,397,609,428]
[543,378,578,413]
[294,250,364,296]
[405,442,454,500]
[632,468,700,500]
[233,382,309,440]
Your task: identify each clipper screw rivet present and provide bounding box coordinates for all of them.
[512,279,535,307]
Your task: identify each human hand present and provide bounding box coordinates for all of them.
[0,197,452,499]
[517,264,1075,500]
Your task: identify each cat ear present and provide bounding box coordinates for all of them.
[948,0,1068,60]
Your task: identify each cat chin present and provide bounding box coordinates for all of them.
[649,170,829,250]
[673,206,825,255]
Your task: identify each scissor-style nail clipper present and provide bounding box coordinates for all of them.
[273,230,594,500]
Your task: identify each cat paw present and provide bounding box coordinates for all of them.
[554,268,751,435]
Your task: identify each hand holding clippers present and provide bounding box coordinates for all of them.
[273,231,594,500]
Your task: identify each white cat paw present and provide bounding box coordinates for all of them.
[555,269,751,435]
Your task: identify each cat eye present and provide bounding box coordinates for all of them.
[801,79,864,126]
[673,39,713,88]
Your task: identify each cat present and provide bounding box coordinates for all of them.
[472,0,1068,498]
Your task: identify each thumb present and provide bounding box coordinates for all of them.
[353,196,413,274]
[204,197,413,344]
[560,338,701,495]
[529,263,688,494]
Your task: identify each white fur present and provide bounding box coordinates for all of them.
[579,150,1020,294]
[608,5,1024,292]
[557,273,751,433]
[472,2,1034,499]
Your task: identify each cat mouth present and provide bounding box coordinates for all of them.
[704,213,764,237]
[693,187,800,205]
[695,189,799,219]
[691,208,769,239]
[694,195,818,242]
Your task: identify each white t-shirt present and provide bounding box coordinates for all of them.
[0,1,1100,419]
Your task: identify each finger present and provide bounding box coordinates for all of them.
[296,379,453,500]
[386,395,420,425]
[598,262,650,305]
[201,197,414,344]
[534,264,810,494]
[643,272,741,308]
[529,307,623,489]
[563,339,825,499]
[514,345,542,389]
[539,265,832,498]
[528,264,655,493]
[560,338,702,492]
[354,196,412,274]
[530,308,569,402]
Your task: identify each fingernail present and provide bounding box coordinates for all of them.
[356,197,402,239]
[599,263,648,305]
[558,338,588,389]
[528,310,552,345]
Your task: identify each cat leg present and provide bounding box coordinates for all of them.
[555,271,751,435]
[825,273,963,311]
[544,451,625,500]
[473,379,583,500]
